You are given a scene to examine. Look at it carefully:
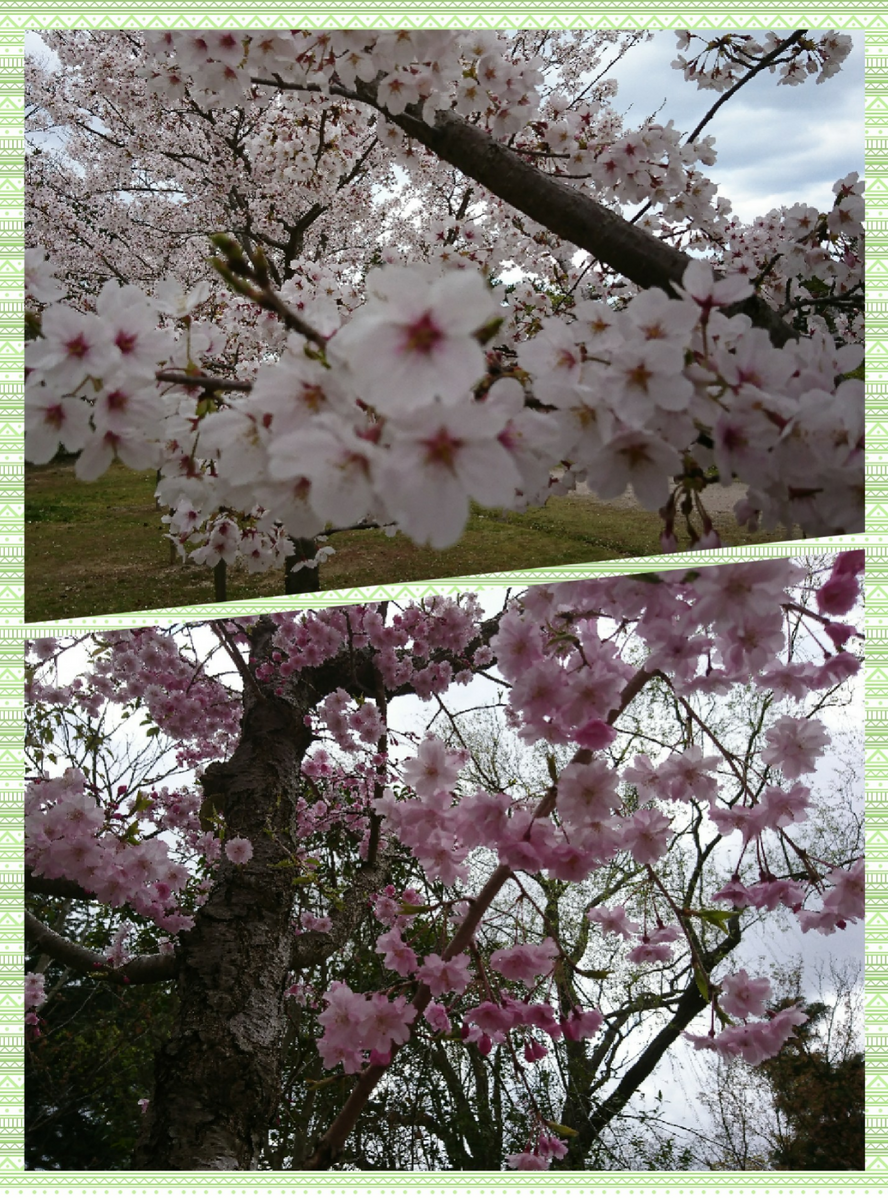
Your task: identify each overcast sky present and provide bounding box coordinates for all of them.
[608,29,864,221]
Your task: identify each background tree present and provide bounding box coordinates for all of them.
[687,959,864,1170]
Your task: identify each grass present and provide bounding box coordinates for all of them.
[25,459,776,623]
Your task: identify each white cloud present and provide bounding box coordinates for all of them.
[608,29,864,221]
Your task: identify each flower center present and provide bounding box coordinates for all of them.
[105,388,129,411]
[402,312,444,356]
[626,363,653,390]
[65,334,90,359]
[422,426,463,470]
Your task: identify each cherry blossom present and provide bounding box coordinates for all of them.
[328,265,499,414]
[490,939,558,987]
[225,835,253,864]
[586,904,641,940]
[718,969,772,1019]
[760,715,830,779]
[415,952,473,996]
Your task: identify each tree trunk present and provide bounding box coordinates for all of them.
[285,539,320,594]
[214,558,227,602]
[133,627,313,1169]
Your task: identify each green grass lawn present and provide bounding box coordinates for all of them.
[25,459,775,623]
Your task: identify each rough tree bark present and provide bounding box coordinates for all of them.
[132,631,314,1168]
[130,622,400,1168]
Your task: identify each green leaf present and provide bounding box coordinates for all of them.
[694,965,710,1002]
[306,1076,339,1091]
[802,274,830,297]
[475,315,504,345]
[545,752,559,785]
[545,1120,579,1138]
[696,908,735,934]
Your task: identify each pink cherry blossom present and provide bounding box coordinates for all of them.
[760,715,830,779]
[424,1002,452,1033]
[376,928,419,977]
[490,939,558,987]
[415,952,473,996]
[718,969,772,1019]
[562,1007,604,1040]
[620,808,672,865]
[25,973,46,1010]
[224,837,254,865]
[586,904,641,940]
[506,1152,549,1170]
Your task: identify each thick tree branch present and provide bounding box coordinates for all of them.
[25,910,178,984]
[25,868,94,903]
[290,853,394,970]
[557,917,742,1167]
[347,84,799,347]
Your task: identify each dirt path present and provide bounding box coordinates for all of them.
[572,480,748,518]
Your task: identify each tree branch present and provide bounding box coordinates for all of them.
[557,917,742,1167]
[290,853,393,970]
[685,31,807,146]
[156,369,253,393]
[25,910,178,985]
[347,84,798,347]
[25,868,94,903]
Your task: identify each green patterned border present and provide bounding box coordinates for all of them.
[5,11,881,1194]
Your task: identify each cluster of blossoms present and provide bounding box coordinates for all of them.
[25,768,197,933]
[25,244,863,558]
[24,273,171,476]
[25,972,46,1038]
[673,30,853,92]
[140,29,548,134]
[25,556,863,1169]
[135,29,851,242]
[27,627,241,766]
[714,172,864,345]
[24,628,249,931]
[316,982,417,1073]
[685,966,810,1067]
